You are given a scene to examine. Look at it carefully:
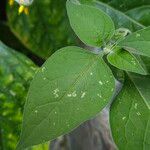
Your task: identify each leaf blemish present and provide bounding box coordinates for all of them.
[41,67,46,72]
[67,94,72,97]
[72,91,77,97]
[53,88,59,98]
[35,110,38,113]
[134,103,138,109]
[81,92,86,98]
[67,91,77,98]
[136,112,141,116]
[90,72,93,76]
[98,81,103,85]
[122,117,126,120]
[136,33,140,37]
[97,94,102,98]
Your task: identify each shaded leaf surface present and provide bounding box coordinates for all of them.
[102,0,150,12]
[17,46,115,149]
[67,0,115,47]
[110,75,150,150]
[126,6,150,27]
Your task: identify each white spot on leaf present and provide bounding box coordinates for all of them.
[35,110,38,113]
[41,67,46,72]
[134,103,138,109]
[90,72,93,76]
[97,94,102,98]
[98,81,103,85]
[81,92,86,98]
[53,88,59,98]
[136,112,141,116]
[122,117,126,120]
[136,33,140,37]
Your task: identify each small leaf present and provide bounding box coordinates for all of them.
[17,46,115,149]
[66,0,115,47]
[107,47,148,75]
[118,26,150,57]
[110,74,150,150]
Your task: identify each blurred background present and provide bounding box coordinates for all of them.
[0,0,150,150]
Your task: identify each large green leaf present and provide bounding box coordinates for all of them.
[67,0,115,47]
[0,41,36,150]
[17,46,115,149]
[107,47,148,75]
[7,0,76,59]
[118,26,150,57]
[110,74,150,150]
[126,6,150,27]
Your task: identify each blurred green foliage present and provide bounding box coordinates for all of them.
[0,41,37,150]
[7,0,76,59]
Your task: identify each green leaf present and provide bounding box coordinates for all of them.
[129,73,150,109]
[7,0,76,59]
[0,41,37,150]
[141,56,150,73]
[126,6,150,27]
[79,0,144,32]
[110,74,150,150]
[107,47,148,75]
[118,26,150,57]
[106,0,150,12]
[66,1,115,47]
[17,46,115,149]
